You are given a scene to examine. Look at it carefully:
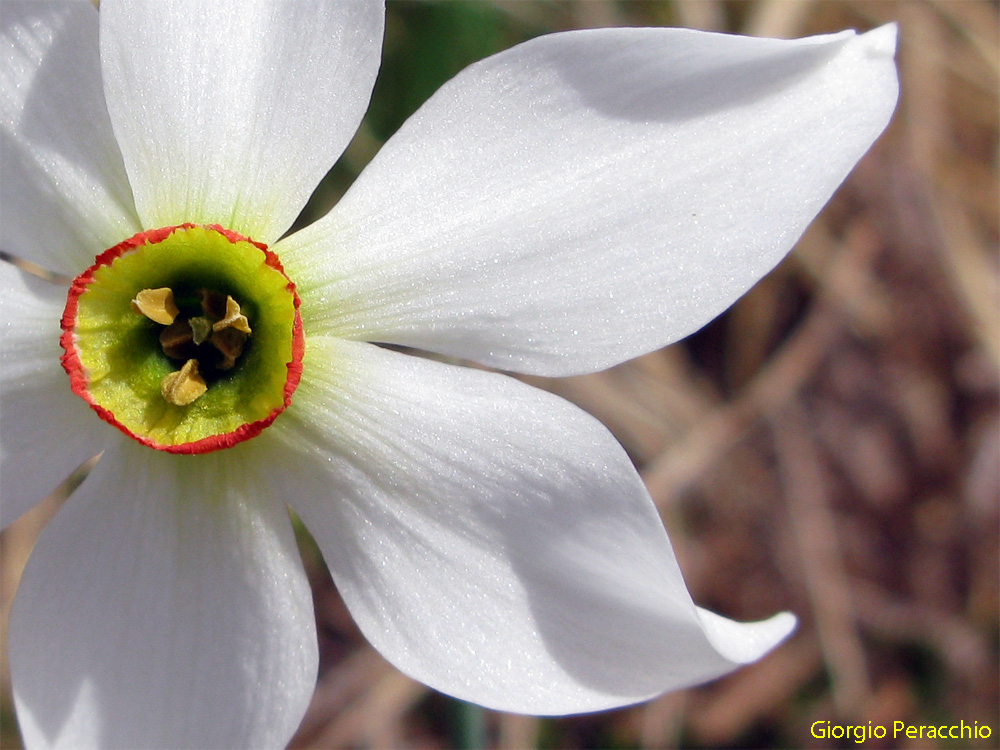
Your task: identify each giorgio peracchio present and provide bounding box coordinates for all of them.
[811,719,992,743]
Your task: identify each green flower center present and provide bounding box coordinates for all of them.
[61,224,304,454]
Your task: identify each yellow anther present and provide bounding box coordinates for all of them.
[131,287,179,325]
[213,295,251,335]
[160,359,208,406]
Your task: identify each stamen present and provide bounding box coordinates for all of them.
[200,289,227,321]
[160,359,208,406]
[159,319,196,360]
[212,327,247,371]
[131,288,179,325]
[133,285,254,404]
[214,295,251,334]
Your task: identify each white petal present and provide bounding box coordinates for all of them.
[0,0,140,275]
[10,439,317,749]
[100,0,384,245]
[269,337,794,714]
[0,263,107,528]
[283,25,898,376]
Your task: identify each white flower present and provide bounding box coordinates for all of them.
[0,1,898,747]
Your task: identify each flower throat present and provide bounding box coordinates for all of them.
[61,224,304,454]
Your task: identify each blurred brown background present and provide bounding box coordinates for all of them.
[2,1,997,748]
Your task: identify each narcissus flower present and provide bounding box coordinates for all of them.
[0,0,897,747]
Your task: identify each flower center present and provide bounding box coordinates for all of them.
[133,286,252,406]
[61,224,304,454]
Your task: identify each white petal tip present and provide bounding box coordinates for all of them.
[860,23,899,58]
[697,608,798,665]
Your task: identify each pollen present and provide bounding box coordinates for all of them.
[160,358,208,406]
[214,295,251,335]
[130,287,179,325]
